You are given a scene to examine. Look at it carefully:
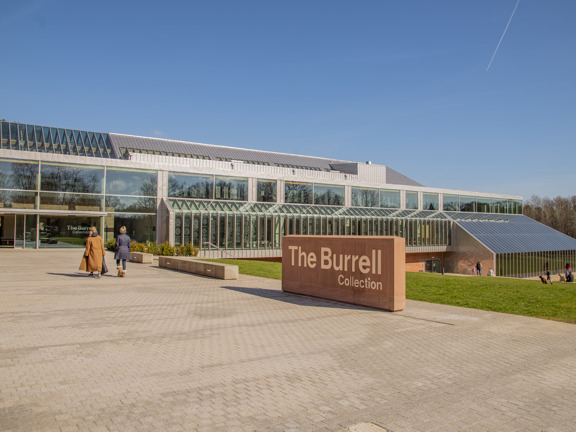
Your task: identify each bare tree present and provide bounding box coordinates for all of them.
[525,195,576,238]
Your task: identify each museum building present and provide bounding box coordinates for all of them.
[1,120,576,278]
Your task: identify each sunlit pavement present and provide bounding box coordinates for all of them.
[1,249,576,432]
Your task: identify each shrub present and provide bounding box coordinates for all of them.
[175,243,198,256]
[145,241,158,255]
[105,238,116,252]
[157,241,175,256]
[130,241,146,253]
[184,243,199,257]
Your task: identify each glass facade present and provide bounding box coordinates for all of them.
[496,250,576,278]
[285,181,313,204]
[257,180,277,202]
[41,163,104,193]
[314,184,344,206]
[106,168,157,196]
[351,187,379,207]
[380,189,400,209]
[169,173,213,199]
[1,121,113,158]
[0,153,526,264]
[0,159,38,190]
[104,213,156,244]
[423,193,439,211]
[215,176,248,201]
[406,191,419,210]
[40,193,103,212]
[38,215,100,248]
[170,200,452,250]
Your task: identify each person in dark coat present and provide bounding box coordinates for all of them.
[114,226,131,277]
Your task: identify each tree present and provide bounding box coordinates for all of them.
[525,195,576,238]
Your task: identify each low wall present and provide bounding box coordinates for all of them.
[158,256,238,280]
[130,252,154,264]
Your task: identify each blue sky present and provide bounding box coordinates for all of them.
[2,0,575,199]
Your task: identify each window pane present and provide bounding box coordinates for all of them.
[406,191,419,209]
[423,193,438,210]
[168,173,213,199]
[492,198,507,213]
[443,194,459,211]
[314,184,344,206]
[105,196,157,213]
[285,181,313,204]
[477,198,491,213]
[509,200,522,214]
[351,187,378,207]
[41,163,104,193]
[0,159,38,190]
[40,192,103,211]
[38,215,101,248]
[257,179,277,202]
[0,191,36,209]
[460,196,476,212]
[105,213,156,244]
[106,168,157,196]
[380,189,400,209]
[215,176,248,201]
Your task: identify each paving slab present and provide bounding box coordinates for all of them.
[1,249,576,432]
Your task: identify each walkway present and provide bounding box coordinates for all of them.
[1,249,575,432]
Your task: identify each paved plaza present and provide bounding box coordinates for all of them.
[1,249,576,432]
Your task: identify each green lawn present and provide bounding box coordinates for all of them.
[203,259,576,323]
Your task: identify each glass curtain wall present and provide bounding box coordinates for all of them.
[496,250,576,278]
[104,168,157,243]
[170,200,452,251]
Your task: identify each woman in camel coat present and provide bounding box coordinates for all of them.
[79,227,106,278]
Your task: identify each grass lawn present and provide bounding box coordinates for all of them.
[203,259,576,323]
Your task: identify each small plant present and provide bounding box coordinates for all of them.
[184,243,199,257]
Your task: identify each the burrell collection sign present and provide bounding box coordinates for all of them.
[282,236,406,311]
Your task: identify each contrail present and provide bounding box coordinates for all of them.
[486,0,521,71]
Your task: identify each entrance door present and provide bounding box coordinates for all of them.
[14,214,37,248]
[0,215,15,247]
[425,259,442,273]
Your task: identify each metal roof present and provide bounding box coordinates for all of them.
[386,166,423,187]
[109,134,423,186]
[455,215,576,253]
[110,134,351,171]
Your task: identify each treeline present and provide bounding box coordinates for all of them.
[523,196,576,238]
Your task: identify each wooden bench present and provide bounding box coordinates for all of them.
[130,252,154,264]
[158,256,238,280]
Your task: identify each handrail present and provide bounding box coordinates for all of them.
[202,242,236,259]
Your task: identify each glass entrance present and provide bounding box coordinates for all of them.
[425,259,442,273]
[0,214,15,247]
[1,214,38,248]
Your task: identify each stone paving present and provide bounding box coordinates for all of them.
[1,249,576,432]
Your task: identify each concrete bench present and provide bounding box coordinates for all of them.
[158,256,238,280]
[130,252,154,264]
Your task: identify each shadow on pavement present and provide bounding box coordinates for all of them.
[221,285,387,312]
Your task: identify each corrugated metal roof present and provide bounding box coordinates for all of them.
[386,166,423,187]
[456,215,576,253]
[108,133,423,186]
[109,134,350,171]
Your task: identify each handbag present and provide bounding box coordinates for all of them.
[101,258,109,275]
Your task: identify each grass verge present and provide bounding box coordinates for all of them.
[204,259,576,323]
